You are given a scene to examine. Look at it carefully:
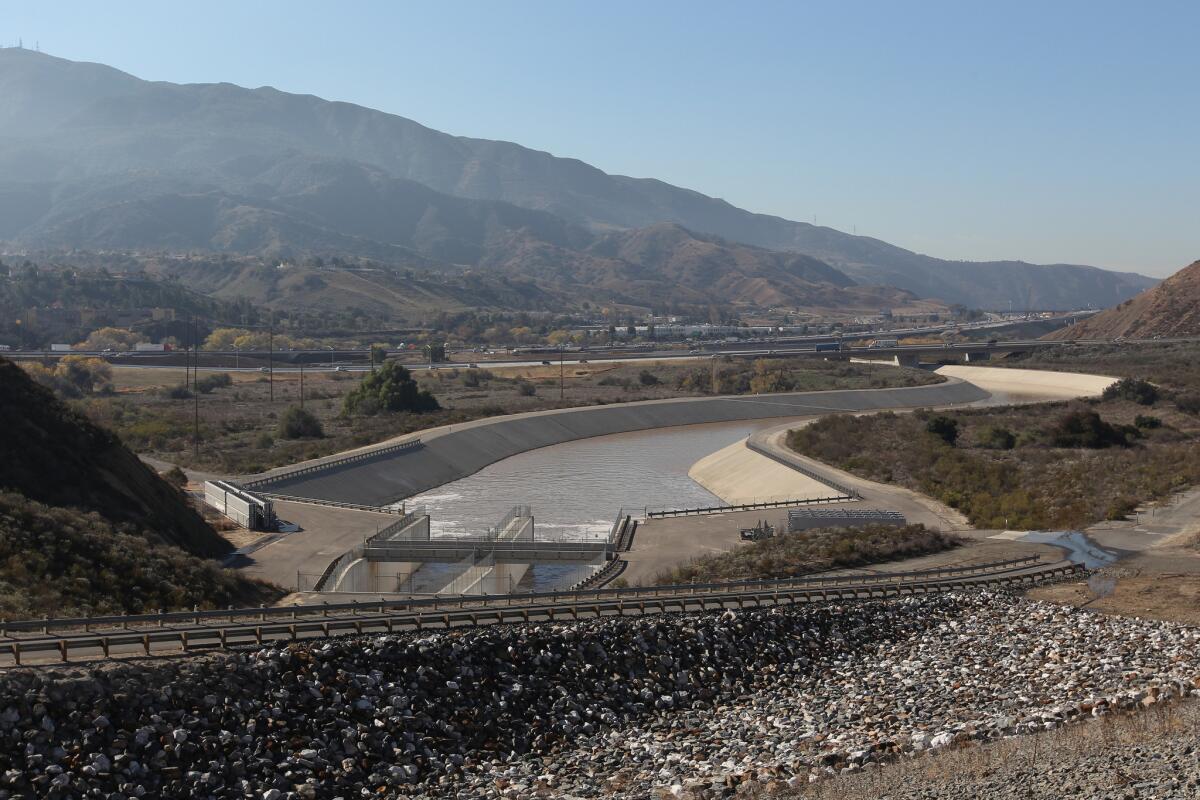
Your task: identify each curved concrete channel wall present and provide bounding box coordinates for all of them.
[258,379,989,507]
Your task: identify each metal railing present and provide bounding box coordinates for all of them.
[1,555,1042,636]
[0,558,1083,665]
[254,493,405,515]
[367,506,428,544]
[647,495,853,518]
[244,439,423,490]
[745,437,862,499]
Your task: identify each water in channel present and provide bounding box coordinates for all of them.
[406,418,801,541]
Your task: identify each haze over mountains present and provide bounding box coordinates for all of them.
[0,48,1157,310]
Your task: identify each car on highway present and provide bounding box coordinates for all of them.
[541,360,552,365]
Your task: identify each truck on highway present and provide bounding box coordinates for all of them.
[50,344,72,352]
[134,342,166,352]
[814,342,841,352]
[868,339,899,349]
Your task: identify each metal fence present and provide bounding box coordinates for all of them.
[1,555,1047,636]
[744,437,862,498]
[0,559,1085,665]
[244,438,423,490]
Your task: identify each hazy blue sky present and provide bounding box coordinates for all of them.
[4,1,1197,276]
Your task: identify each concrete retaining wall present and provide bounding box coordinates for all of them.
[260,379,989,506]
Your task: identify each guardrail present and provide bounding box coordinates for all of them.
[0,558,1082,665]
[0,555,1041,637]
[647,495,853,518]
[745,437,862,498]
[244,439,423,490]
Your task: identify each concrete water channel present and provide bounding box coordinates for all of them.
[254,367,1115,597]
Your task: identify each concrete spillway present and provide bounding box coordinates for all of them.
[257,379,989,507]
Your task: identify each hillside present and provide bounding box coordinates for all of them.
[0,48,1157,310]
[1046,260,1200,339]
[0,358,229,556]
[0,356,281,615]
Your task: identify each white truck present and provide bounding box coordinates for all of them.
[134,342,166,352]
[50,344,72,352]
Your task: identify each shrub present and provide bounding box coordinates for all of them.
[1175,394,1200,415]
[1134,415,1162,429]
[1105,496,1139,520]
[194,373,232,394]
[1047,410,1128,449]
[516,380,537,397]
[277,406,324,439]
[1102,377,1159,405]
[978,426,1016,450]
[162,466,188,488]
[926,415,959,446]
[163,384,192,400]
[638,370,661,386]
[255,432,275,449]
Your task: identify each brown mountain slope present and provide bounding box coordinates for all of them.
[479,223,929,311]
[1046,260,1200,340]
[0,357,229,557]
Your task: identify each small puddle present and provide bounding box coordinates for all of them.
[1018,531,1119,569]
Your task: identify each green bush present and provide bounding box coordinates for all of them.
[516,380,537,397]
[194,372,232,394]
[342,361,439,416]
[1047,410,1128,449]
[638,370,661,386]
[1102,377,1159,405]
[163,384,192,400]
[277,406,324,439]
[978,426,1016,450]
[1134,415,1162,429]
[926,415,959,446]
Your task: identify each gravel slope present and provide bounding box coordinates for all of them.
[0,593,1197,798]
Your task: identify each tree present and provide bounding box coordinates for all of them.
[342,362,439,416]
[926,416,959,446]
[75,327,145,351]
[56,355,112,395]
[369,344,389,367]
[278,406,324,439]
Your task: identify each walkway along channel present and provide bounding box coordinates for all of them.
[0,557,1081,665]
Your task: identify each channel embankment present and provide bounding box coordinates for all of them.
[248,379,988,507]
[686,364,1117,513]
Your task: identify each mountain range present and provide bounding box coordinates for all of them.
[1047,260,1200,340]
[0,48,1157,310]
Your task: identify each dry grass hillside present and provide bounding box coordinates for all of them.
[1048,259,1200,339]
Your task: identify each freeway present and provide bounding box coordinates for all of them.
[8,334,1192,375]
[0,556,1081,666]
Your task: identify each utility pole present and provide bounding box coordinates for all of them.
[192,318,200,458]
[299,361,305,410]
[559,344,565,402]
[185,315,192,391]
[711,355,719,394]
[268,315,274,402]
